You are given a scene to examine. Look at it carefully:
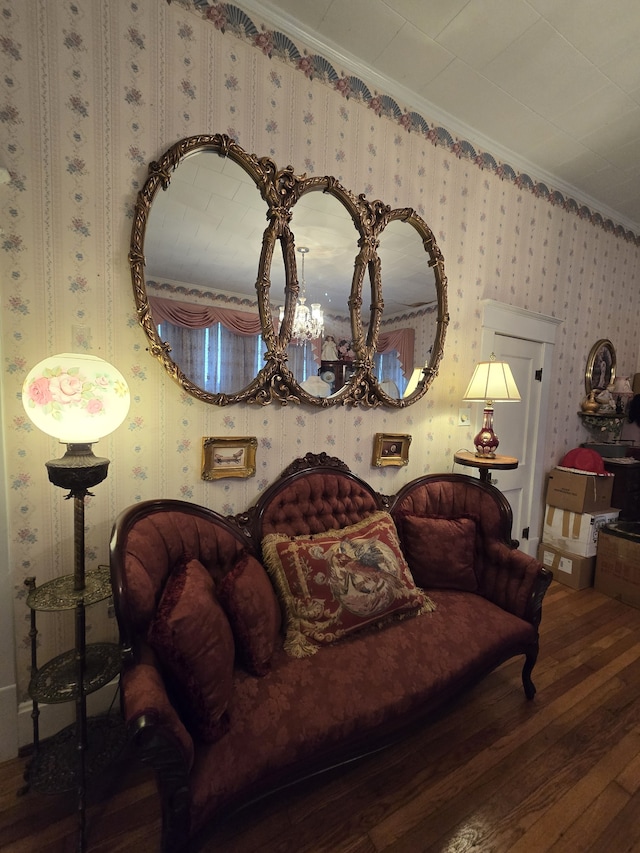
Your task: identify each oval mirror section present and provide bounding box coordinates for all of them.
[374,213,445,403]
[132,138,271,401]
[285,187,362,399]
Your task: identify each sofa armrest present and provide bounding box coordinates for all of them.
[482,542,553,624]
[122,653,195,772]
[122,653,194,852]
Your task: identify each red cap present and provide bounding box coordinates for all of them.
[559,447,607,475]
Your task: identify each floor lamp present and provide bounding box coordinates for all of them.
[22,352,130,851]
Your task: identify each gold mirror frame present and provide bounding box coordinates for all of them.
[129,135,449,407]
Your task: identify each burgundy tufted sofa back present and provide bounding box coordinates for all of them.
[391,474,530,616]
[110,500,250,642]
[254,469,383,539]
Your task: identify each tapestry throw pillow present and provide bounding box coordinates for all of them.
[262,511,435,658]
[217,550,282,676]
[147,557,235,742]
[397,514,478,592]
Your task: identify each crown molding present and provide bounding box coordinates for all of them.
[237,0,639,235]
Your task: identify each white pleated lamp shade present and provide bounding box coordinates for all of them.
[463,359,521,404]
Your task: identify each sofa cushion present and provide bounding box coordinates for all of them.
[217,551,282,676]
[262,511,433,658]
[188,589,538,834]
[147,558,235,742]
[398,514,478,592]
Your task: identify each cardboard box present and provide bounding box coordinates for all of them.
[594,528,640,609]
[542,505,619,557]
[545,468,614,514]
[537,543,595,590]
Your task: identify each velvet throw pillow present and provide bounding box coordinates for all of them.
[217,551,282,676]
[397,514,478,592]
[262,511,434,658]
[147,558,235,742]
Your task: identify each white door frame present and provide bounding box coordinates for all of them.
[480,300,562,555]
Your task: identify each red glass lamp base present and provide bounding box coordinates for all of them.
[473,407,499,458]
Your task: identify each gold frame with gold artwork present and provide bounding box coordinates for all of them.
[202,436,257,480]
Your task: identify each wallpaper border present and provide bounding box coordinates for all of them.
[172,0,640,247]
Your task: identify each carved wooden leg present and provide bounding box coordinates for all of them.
[522,650,538,700]
[135,726,191,853]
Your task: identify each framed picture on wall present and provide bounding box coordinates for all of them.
[371,433,411,467]
[585,339,616,394]
[202,436,257,480]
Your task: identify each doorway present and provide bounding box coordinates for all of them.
[474,300,562,556]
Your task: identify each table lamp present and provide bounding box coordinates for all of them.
[462,354,521,458]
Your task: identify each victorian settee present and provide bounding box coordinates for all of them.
[109,452,552,851]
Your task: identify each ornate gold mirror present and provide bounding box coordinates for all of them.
[130,135,448,407]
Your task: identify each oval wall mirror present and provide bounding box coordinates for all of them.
[130,135,448,407]
[373,211,446,405]
[283,185,364,402]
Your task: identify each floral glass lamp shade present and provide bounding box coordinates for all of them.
[22,352,130,489]
[22,353,130,591]
[463,354,521,458]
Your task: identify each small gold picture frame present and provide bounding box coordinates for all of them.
[202,436,257,480]
[372,433,411,467]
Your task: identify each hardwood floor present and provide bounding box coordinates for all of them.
[2,581,640,852]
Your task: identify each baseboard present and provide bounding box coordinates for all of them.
[0,682,19,761]
[17,679,120,751]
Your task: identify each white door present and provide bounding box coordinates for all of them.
[477,301,562,556]
[485,336,543,546]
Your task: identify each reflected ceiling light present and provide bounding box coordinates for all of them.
[462,353,521,458]
[279,246,323,344]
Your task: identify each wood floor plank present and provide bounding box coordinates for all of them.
[546,782,631,853]
[381,651,639,852]
[368,642,640,850]
[509,727,640,852]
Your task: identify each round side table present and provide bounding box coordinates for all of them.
[454,450,519,484]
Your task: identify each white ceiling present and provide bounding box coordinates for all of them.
[244,0,640,234]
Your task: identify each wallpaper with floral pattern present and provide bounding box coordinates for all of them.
[1,0,639,700]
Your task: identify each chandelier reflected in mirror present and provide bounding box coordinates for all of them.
[279,246,324,344]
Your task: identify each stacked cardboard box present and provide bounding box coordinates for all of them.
[537,468,618,590]
[594,526,640,609]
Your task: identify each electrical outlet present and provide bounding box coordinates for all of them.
[458,407,471,426]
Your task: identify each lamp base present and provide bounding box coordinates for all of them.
[473,407,499,458]
[45,444,110,493]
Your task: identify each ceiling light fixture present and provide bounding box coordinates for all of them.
[280,246,323,344]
